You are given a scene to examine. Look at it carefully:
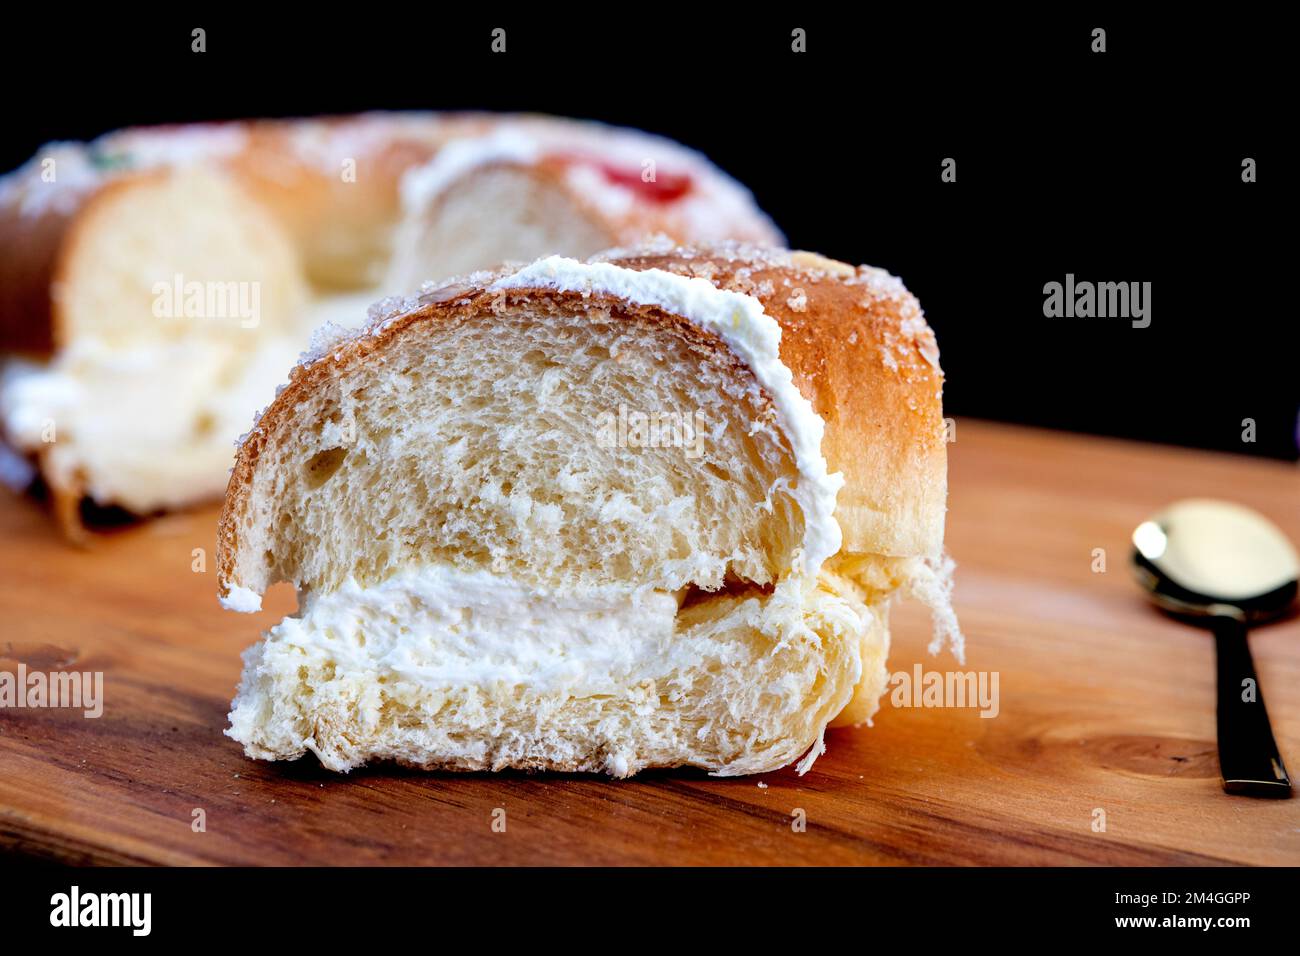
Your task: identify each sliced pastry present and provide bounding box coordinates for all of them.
[219,242,961,777]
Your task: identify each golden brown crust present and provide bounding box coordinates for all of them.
[0,182,81,355]
[218,245,947,595]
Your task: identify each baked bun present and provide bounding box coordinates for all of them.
[0,114,780,536]
[219,242,961,777]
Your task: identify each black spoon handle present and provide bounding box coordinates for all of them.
[1213,615,1292,797]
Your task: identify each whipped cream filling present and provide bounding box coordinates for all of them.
[248,566,684,694]
[227,563,877,776]
[0,289,381,515]
[231,564,871,698]
[491,256,845,578]
[0,336,303,513]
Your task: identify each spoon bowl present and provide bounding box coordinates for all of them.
[1133,498,1299,621]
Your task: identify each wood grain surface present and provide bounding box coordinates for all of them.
[1,419,1297,866]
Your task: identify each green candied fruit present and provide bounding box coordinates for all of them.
[89,151,133,171]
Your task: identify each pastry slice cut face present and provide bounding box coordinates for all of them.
[218,243,960,776]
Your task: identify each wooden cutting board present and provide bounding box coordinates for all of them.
[1,419,1297,865]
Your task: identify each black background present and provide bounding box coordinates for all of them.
[3,11,1294,458]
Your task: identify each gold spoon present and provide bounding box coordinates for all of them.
[1132,499,1297,797]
